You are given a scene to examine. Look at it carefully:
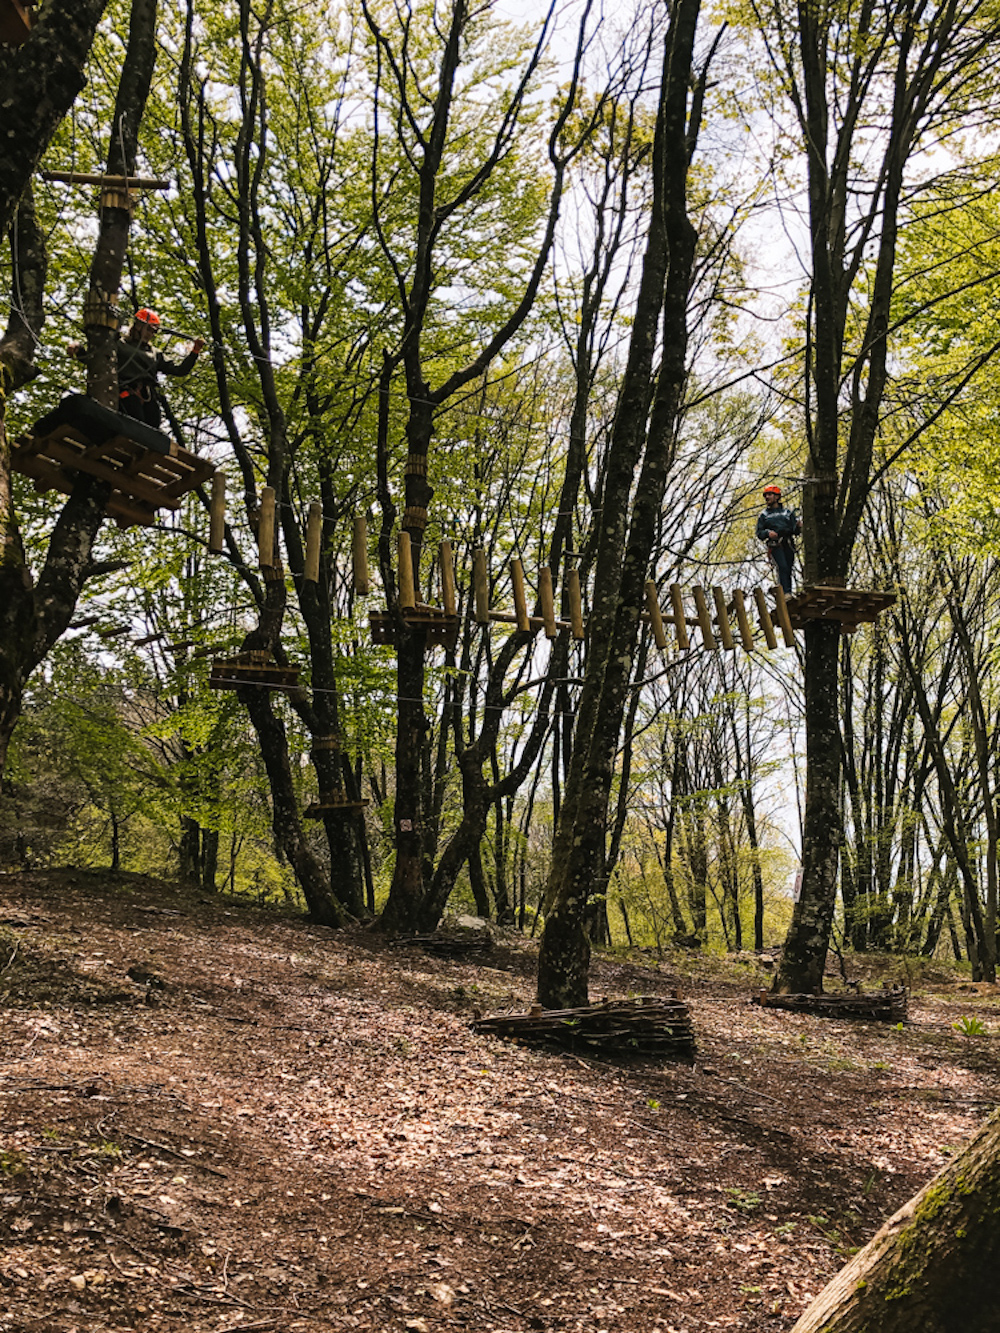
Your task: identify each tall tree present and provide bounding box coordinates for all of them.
[1,0,156,778]
[752,0,1000,993]
[537,0,714,1006]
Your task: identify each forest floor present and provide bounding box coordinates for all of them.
[2,871,999,1333]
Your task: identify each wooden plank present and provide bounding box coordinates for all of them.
[31,437,170,507]
[304,501,322,583]
[645,581,667,650]
[539,566,557,639]
[754,586,778,650]
[258,486,276,568]
[669,583,690,650]
[692,586,717,650]
[511,559,530,632]
[398,531,416,609]
[773,584,797,646]
[712,585,735,651]
[732,589,754,651]
[440,540,457,617]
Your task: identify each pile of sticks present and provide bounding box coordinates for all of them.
[472,994,696,1058]
[753,984,908,1022]
[390,932,494,960]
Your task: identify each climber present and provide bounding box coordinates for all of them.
[756,484,801,594]
[69,308,205,429]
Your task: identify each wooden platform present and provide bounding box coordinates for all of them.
[784,585,896,632]
[209,651,300,692]
[12,398,214,528]
[472,995,695,1059]
[0,0,32,44]
[303,793,370,818]
[753,984,907,1022]
[370,604,459,649]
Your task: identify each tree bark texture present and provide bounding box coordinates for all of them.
[537,0,705,1008]
[0,0,111,235]
[791,1111,1000,1333]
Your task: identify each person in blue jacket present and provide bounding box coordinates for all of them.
[756,484,801,594]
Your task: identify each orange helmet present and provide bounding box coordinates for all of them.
[763,484,781,497]
[134,308,160,329]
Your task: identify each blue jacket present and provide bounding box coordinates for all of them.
[756,504,800,544]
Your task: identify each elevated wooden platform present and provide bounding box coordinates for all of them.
[209,651,300,692]
[370,603,459,649]
[784,585,896,633]
[0,0,32,44]
[12,395,214,528]
[304,793,370,818]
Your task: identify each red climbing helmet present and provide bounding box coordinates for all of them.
[134,308,161,329]
[763,484,782,498]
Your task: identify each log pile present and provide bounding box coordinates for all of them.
[471,994,696,1058]
[752,984,908,1022]
[389,933,494,960]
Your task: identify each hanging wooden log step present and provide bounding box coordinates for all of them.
[784,585,897,632]
[11,395,214,528]
[752,984,907,1022]
[472,994,696,1059]
[208,650,300,691]
[0,0,32,44]
[303,792,370,818]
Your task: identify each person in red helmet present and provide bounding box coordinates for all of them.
[69,307,205,429]
[756,484,801,593]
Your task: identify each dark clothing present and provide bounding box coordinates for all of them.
[755,504,800,544]
[117,337,199,429]
[757,503,801,594]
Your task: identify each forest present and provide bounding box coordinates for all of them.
[3,0,1000,1328]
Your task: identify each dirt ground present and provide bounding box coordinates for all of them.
[1,871,998,1333]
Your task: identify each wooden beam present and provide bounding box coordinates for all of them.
[754,586,778,650]
[353,516,370,595]
[440,540,456,617]
[773,585,796,646]
[645,581,667,650]
[692,586,717,650]
[398,531,416,609]
[539,566,557,639]
[511,559,530,632]
[258,486,276,568]
[712,586,735,651]
[304,501,322,583]
[40,170,171,190]
[670,584,690,650]
[209,471,226,554]
[732,589,754,651]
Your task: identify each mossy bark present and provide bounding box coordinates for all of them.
[792,1111,1000,1333]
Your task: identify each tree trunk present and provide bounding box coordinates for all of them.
[775,619,842,992]
[537,0,705,1008]
[242,688,346,927]
[791,1111,1000,1333]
